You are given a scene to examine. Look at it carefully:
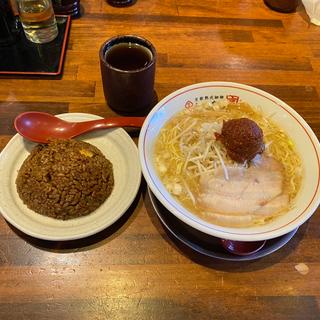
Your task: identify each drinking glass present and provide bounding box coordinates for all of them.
[99,35,157,115]
[17,0,58,43]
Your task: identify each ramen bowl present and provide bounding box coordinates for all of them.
[138,81,320,242]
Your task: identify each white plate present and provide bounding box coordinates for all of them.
[0,113,141,241]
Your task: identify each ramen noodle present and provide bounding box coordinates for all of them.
[154,100,302,227]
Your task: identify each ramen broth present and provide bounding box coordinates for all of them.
[153,101,302,227]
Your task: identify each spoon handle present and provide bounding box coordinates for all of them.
[75,116,146,131]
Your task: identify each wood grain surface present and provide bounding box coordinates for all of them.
[1,0,320,319]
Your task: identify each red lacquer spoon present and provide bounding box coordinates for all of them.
[14,111,145,143]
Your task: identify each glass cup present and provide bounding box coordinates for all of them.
[17,0,58,43]
[99,35,157,115]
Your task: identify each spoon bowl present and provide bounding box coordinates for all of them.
[14,112,145,143]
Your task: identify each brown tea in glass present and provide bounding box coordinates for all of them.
[99,35,156,115]
[104,42,152,71]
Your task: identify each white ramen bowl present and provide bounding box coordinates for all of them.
[139,81,320,242]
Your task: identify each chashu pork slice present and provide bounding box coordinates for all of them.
[197,156,289,217]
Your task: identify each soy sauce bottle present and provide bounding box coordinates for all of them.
[0,0,20,46]
[52,0,81,18]
[107,0,136,7]
[264,0,300,13]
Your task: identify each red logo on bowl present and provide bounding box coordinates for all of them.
[185,100,194,109]
[226,95,240,103]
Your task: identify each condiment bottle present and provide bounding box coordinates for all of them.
[264,0,300,13]
[52,0,81,17]
[0,0,21,46]
[107,0,136,7]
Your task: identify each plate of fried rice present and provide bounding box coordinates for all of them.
[0,113,141,241]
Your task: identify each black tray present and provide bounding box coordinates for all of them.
[0,15,71,77]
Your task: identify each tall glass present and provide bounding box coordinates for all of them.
[17,0,58,43]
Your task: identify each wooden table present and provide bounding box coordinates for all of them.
[1,1,320,319]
